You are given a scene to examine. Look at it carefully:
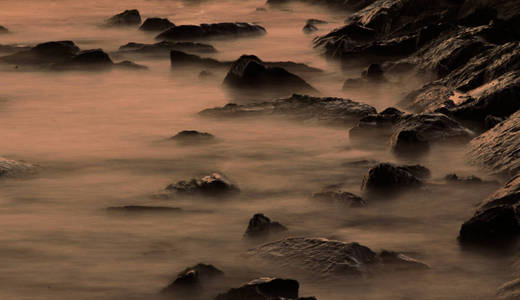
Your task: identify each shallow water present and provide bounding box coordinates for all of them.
[0,0,513,299]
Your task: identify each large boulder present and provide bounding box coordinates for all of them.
[467,111,520,176]
[0,158,37,178]
[161,263,224,293]
[165,173,240,197]
[244,214,287,238]
[119,41,217,56]
[156,23,266,41]
[215,277,315,300]
[200,94,376,126]
[105,9,141,27]
[139,17,175,32]
[361,163,430,193]
[0,41,80,65]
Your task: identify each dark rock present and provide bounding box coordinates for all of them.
[366,63,385,81]
[105,9,141,27]
[170,130,215,143]
[361,163,429,193]
[312,190,366,207]
[156,23,266,41]
[444,173,484,184]
[0,157,37,178]
[200,94,376,126]
[0,41,80,65]
[349,107,405,143]
[215,278,300,300]
[199,70,215,78]
[170,50,225,68]
[107,206,182,213]
[139,17,175,32]
[119,41,217,55]
[343,63,387,90]
[0,44,31,54]
[484,115,504,130]
[378,250,429,271]
[114,60,148,70]
[244,213,287,238]
[306,19,327,25]
[0,25,8,34]
[165,173,240,197]
[467,111,520,176]
[303,23,318,34]
[223,55,317,95]
[161,263,224,293]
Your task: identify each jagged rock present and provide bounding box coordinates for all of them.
[170,130,215,143]
[170,50,225,68]
[247,237,428,277]
[107,206,182,213]
[105,9,141,27]
[161,263,224,293]
[459,175,520,245]
[0,25,8,34]
[467,111,520,176]
[312,190,366,207]
[139,17,175,32]
[458,0,520,34]
[156,23,266,41]
[361,163,429,193]
[165,173,240,197]
[349,107,405,143]
[223,55,317,95]
[0,158,37,178]
[307,19,327,25]
[119,41,217,56]
[215,278,304,300]
[68,49,113,66]
[244,213,287,238]
[200,94,376,126]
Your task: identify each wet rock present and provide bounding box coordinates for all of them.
[139,17,175,32]
[0,41,80,65]
[0,25,8,34]
[68,49,113,66]
[170,50,225,68]
[105,9,141,27]
[156,22,266,41]
[215,277,302,300]
[165,173,240,197]
[378,250,429,271]
[200,94,376,126]
[161,263,224,293]
[119,41,217,55]
[361,163,429,193]
[0,158,37,178]
[343,63,387,90]
[312,190,366,207]
[444,174,484,185]
[107,206,182,213]
[349,107,405,143]
[222,55,317,95]
[114,60,148,70]
[459,175,520,245]
[170,130,215,143]
[244,213,287,238]
[467,111,520,176]
[302,23,318,34]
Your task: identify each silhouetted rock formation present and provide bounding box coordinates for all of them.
[215,278,312,300]
[170,50,225,68]
[165,173,240,197]
[105,9,141,27]
[170,130,215,144]
[361,163,430,193]
[161,263,224,293]
[156,22,266,41]
[139,17,175,31]
[244,213,287,238]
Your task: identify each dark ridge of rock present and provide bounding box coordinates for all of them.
[200,94,377,126]
[0,25,8,34]
[170,130,215,143]
[114,60,148,70]
[165,173,240,197]
[444,173,483,184]
[244,213,287,238]
[459,175,520,245]
[361,163,429,193]
[215,277,302,300]
[303,23,318,34]
[139,17,175,32]
[312,190,366,207]
[467,111,520,176]
[170,50,225,68]
[222,55,317,94]
[247,237,428,277]
[119,41,217,55]
[349,107,405,143]
[458,0,520,34]
[390,113,473,155]
[161,263,224,293]
[156,22,266,41]
[0,44,31,54]
[107,206,182,213]
[0,157,38,178]
[69,49,113,66]
[105,9,141,27]
[307,19,327,25]
[0,41,80,65]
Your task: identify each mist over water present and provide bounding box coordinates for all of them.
[0,0,513,299]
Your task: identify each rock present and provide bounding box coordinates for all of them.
[459,175,520,245]
[0,158,37,178]
[247,237,428,277]
[105,9,141,27]
[139,17,175,32]
[302,23,318,34]
[444,174,484,185]
[349,107,405,144]
[0,44,31,54]
[119,41,217,55]
[343,63,387,90]
[170,50,225,68]
[244,213,287,238]
[484,115,504,130]
[170,130,215,143]
[222,55,317,95]
[165,173,240,197]
[215,277,302,300]
[114,60,148,70]
[0,41,80,65]
[306,19,327,25]
[467,111,520,176]
[161,263,224,293]
[69,49,113,66]
[361,163,429,193]
[200,94,376,126]
[156,23,266,41]
[0,25,8,34]
[498,277,520,300]
[107,206,182,213]
[312,190,366,207]
[199,70,214,78]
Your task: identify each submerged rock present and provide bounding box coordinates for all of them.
[170,130,215,143]
[170,50,225,68]
[361,163,430,193]
[0,158,37,178]
[444,173,498,185]
[165,173,240,197]
[349,107,405,144]
[139,17,175,32]
[161,263,224,293]
[343,63,387,89]
[244,213,287,238]
[302,23,318,34]
[312,190,366,207]
[215,277,307,300]
[200,94,376,126]
[156,22,266,41]
[119,41,217,56]
[105,9,141,27]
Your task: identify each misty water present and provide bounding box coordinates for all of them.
[0,0,514,299]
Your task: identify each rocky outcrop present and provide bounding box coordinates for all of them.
[0,158,37,178]
[200,94,376,126]
[139,17,175,32]
[467,111,520,176]
[161,263,224,293]
[312,190,366,207]
[244,214,287,238]
[361,163,430,193]
[170,130,215,143]
[215,277,316,300]
[105,9,141,27]
[119,41,217,56]
[165,173,240,197]
[156,23,266,41]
